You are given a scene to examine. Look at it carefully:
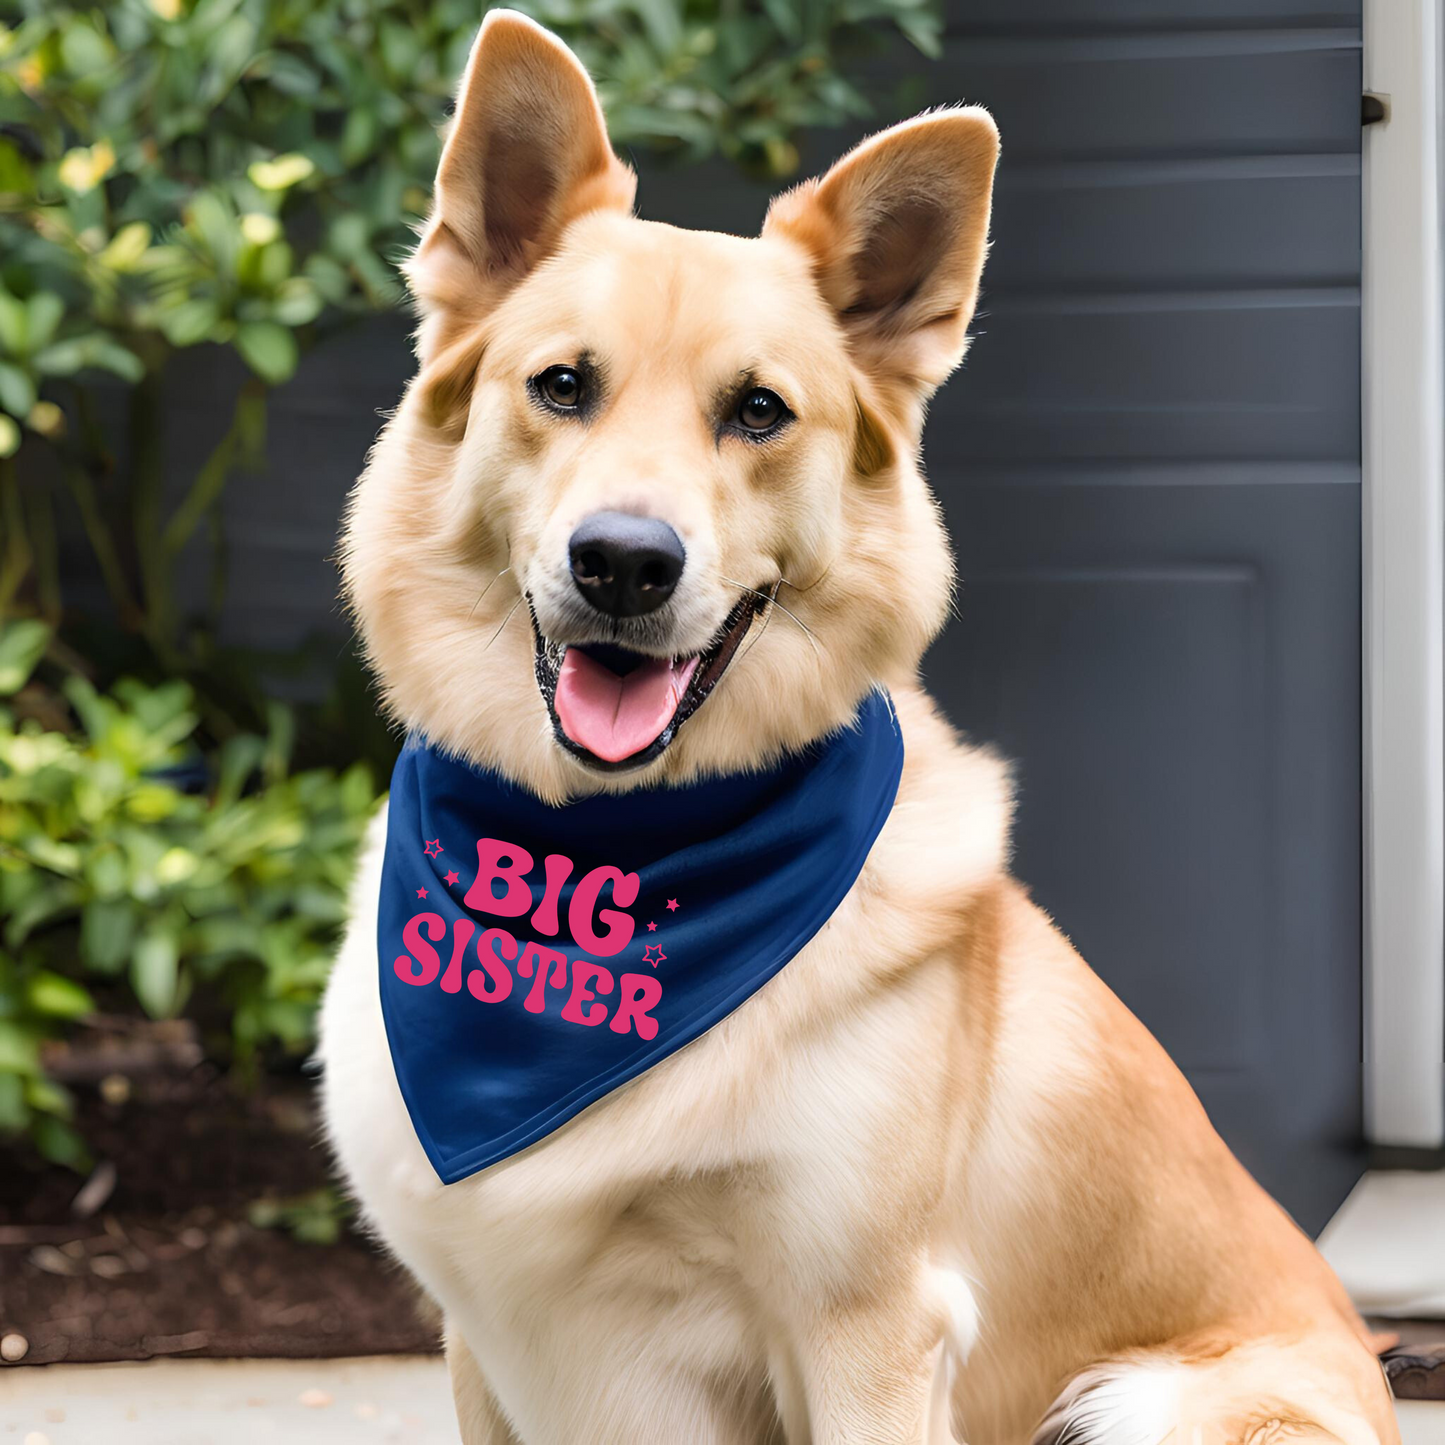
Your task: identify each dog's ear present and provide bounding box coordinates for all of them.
[407,10,635,354]
[763,109,998,409]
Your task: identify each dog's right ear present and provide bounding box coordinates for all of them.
[763,109,998,420]
[407,10,635,358]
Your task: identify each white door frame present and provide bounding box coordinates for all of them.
[1362,0,1445,1148]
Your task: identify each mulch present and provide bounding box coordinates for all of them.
[0,1032,440,1367]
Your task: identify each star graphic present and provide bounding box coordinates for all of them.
[444,870,460,887]
[423,838,443,858]
[646,921,657,932]
[416,887,429,899]
[665,898,679,912]
[642,943,666,967]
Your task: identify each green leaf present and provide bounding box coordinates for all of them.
[32,337,145,383]
[60,21,113,77]
[0,1021,41,1076]
[234,321,297,385]
[25,293,65,352]
[0,1072,28,1133]
[0,414,18,458]
[258,53,321,96]
[0,619,50,695]
[0,361,36,420]
[26,971,95,1020]
[25,1076,74,1119]
[186,190,240,275]
[270,280,323,328]
[0,292,28,355]
[216,732,266,806]
[4,879,82,946]
[0,140,34,202]
[131,929,181,1018]
[31,1114,91,1172]
[81,899,137,973]
[340,108,378,167]
[159,299,222,348]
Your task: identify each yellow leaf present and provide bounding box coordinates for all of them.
[27,401,63,438]
[99,221,152,272]
[240,212,282,247]
[247,154,315,192]
[155,847,199,886]
[57,141,115,195]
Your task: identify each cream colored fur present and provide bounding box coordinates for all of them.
[319,12,1399,1443]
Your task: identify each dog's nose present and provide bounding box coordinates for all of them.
[568,511,685,618]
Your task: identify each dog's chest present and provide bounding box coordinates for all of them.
[437,1157,778,1376]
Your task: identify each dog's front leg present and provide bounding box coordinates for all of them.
[787,1280,960,1445]
[447,1329,522,1445]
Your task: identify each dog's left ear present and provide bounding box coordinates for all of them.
[407,10,635,356]
[764,109,999,406]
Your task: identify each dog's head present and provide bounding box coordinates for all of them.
[342,10,997,798]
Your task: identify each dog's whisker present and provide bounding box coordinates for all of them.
[732,595,777,672]
[778,564,832,595]
[468,565,513,622]
[480,595,523,653]
[720,576,823,659]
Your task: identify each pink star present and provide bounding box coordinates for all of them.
[665,898,679,912]
[642,943,666,967]
[423,839,443,858]
[444,870,460,887]
[416,887,429,899]
[646,921,657,932]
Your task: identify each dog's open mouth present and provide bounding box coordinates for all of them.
[532,595,762,771]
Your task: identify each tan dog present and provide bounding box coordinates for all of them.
[319,12,1399,1443]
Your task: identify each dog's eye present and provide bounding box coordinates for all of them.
[736,388,788,435]
[535,365,583,410]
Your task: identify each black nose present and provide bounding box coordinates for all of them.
[568,511,685,618]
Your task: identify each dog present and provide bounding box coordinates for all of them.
[319,12,1399,1442]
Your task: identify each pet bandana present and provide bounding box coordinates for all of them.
[378,690,904,1184]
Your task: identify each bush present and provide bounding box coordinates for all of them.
[0,619,380,1165]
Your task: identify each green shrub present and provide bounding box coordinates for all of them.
[0,619,380,1165]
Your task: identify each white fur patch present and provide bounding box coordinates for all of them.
[1044,1362,1184,1445]
[931,1267,980,1366]
[927,1268,981,1445]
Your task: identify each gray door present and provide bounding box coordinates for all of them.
[917,2,1365,1235]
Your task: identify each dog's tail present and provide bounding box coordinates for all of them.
[1032,1328,1399,1445]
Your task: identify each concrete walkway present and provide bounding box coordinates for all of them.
[1,1356,1439,1444]
[0,1356,459,1445]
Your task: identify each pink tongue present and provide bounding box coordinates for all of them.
[555,650,699,763]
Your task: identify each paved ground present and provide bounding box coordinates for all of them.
[1,1356,1440,1444]
[0,1356,459,1445]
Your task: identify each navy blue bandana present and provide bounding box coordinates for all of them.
[378,690,904,1184]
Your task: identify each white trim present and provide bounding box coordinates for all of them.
[1362,0,1445,1146]
[1318,1170,1445,1316]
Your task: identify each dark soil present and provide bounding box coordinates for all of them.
[0,1032,440,1366]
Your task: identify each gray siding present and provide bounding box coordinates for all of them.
[921,7,1364,1232]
